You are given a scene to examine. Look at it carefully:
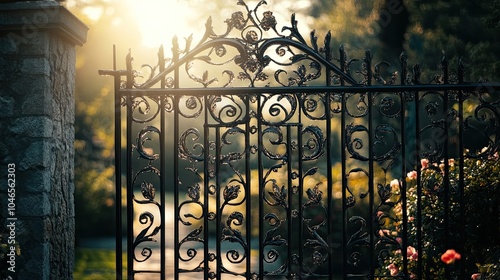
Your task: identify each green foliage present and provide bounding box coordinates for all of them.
[74,248,126,280]
[74,85,116,239]
[309,0,500,81]
[483,0,500,28]
[67,0,131,240]
[405,0,500,81]
[309,0,382,58]
[378,155,500,279]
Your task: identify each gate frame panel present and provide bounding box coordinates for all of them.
[100,1,500,279]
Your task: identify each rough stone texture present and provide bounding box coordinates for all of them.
[0,2,87,279]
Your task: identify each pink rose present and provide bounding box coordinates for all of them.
[407,170,417,180]
[377,211,384,218]
[441,249,461,264]
[388,263,399,276]
[378,229,390,237]
[390,179,400,190]
[420,158,429,169]
[471,273,482,280]
[407,246,418,261]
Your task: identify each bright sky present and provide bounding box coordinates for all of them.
[124,0,200,48]
[69,0,312,49]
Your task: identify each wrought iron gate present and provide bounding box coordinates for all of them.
[100,1,500,279]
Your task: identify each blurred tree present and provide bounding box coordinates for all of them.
[74,90,115,239]
[67,0,499,241]
[308,0,381,58]
[308,0,500,81]
[484,0,500,28]
[65,0,143,240]
[405,0,500,81]
[377,0,410,64]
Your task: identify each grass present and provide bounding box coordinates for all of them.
[74,248,126,280]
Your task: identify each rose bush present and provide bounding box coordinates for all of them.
[377,152,499,279]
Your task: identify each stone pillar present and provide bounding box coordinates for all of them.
[0,1,87,279]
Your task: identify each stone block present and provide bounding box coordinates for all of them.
[0,36,18,54]
[8,116,53,138]
[20,56,50,76]
[0,56,19,83]
[0,95,15,118]
[18,193,51,217]
[17,32,50,56]
[21,86,53,116]
[11,74,50,96]
[17,242,50,280]
[18,169,51,193]
[15,217,51,243]
[18,140,51,171]
[0,137,12,166]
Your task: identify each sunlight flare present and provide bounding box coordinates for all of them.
[125,0,199,48]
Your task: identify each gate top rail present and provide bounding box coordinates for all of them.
[94,82,500,96]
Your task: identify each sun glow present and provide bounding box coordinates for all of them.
[125,0,200,48]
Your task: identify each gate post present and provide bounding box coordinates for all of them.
[0,1,87,279]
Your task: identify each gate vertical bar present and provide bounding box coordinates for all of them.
[365,51,375,279]
[216,126,222,280]
[400,90,409,278]
[125,51,134,279]
[339,45,348,280]
[441,56,451,279]
[258,94,264,280]
[159,46,167,280]
[286,124,293,277]
[203,95,210,280]
[172,37,180,280]
[324,31,334,280]
[413,65,423,279]
[416,101,424,279]
[457,60,466,279]
[400,53,409,278]
[245,94,252,279]
[325,90,334,279]
[297,98,304,279]
[113,45,123,280]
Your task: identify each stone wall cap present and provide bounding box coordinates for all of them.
[0,1,88,46]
